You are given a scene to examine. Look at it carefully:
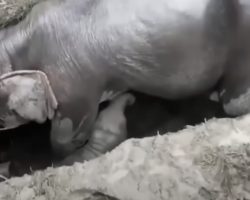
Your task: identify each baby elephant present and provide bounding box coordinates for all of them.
[0,92,135,177]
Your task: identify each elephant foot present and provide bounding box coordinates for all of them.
[58,93,136,166]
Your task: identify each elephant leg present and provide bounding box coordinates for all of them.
[57,93,135,166]
[219,51,250,116]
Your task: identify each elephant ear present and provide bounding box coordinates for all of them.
[0,70,58,127]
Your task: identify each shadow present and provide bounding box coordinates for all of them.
[125,91,229,138]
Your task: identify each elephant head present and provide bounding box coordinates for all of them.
[0,70,57,130]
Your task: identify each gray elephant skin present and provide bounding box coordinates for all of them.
[0,0,249,164]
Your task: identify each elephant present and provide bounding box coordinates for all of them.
[0,92,135,178]
[0,0,249,165]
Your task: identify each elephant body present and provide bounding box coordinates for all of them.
[0,0,249,164]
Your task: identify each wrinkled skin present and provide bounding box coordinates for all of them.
[0,0,249,165]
